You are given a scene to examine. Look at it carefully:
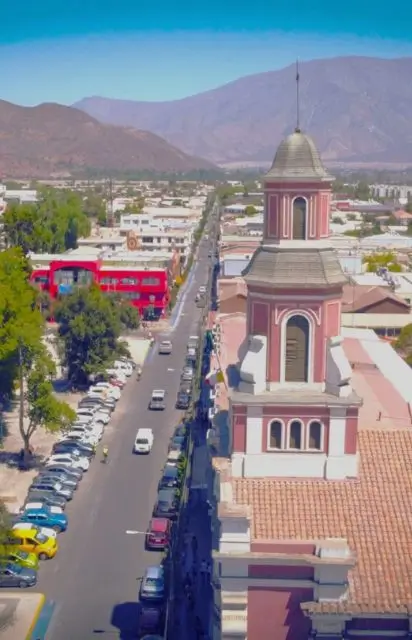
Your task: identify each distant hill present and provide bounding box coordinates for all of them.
[74,56,412,165]
[0,100,216,178]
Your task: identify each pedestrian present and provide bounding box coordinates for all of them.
[200,558,207,580]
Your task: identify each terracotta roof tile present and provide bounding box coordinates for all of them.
[232,429,412,614]
[341,283,408,313]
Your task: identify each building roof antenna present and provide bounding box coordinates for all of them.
[295,59,301,134]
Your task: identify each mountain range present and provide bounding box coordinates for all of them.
[0,100,215,178]
[74,56,412,166]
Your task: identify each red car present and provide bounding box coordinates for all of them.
[146,518,171,550]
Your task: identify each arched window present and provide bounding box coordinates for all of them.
[288,420,303,449]
[268,420,283,450]
[308,421,322,450]
[285,315,310,382]
[292,197,307,240]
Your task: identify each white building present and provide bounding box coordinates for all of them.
[119,213,195,262]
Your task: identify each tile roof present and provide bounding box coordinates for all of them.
[243,246,347,288]
[232,428,412,615]
[342,283,409,313]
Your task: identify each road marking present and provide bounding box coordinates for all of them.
[126,530,145,535]
[167,368,175,372]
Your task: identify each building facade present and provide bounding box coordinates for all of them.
[30,256,171,318]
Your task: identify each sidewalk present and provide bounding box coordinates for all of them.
[171,423,213,640]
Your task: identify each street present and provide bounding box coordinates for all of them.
[38,239,211,639]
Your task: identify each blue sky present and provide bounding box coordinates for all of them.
[1,0,412,106]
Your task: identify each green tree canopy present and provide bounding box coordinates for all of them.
[55,285,134,386]
[0,248,42,402]
[363,251,402,273]
[3,188,91,254]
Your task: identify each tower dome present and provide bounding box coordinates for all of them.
[266,129,333,182]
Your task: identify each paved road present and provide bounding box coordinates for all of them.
[38,240,211,639]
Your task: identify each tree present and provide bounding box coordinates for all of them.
[0,501,11,542]
[19,346,75,457]
[2,188,91,254]
[244,205,257,216]
[0,248,42,403]
[363,251,402,273]
[55,285,124,386]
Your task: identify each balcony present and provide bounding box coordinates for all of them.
[221,610,247,636]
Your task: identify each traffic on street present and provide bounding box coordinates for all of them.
[34,231,214,639]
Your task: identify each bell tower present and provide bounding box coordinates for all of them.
[230,128,362,481]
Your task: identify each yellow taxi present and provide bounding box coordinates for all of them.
[8,527,58,560]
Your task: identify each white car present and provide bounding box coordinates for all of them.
[88,386,120,400]
[134,428,154,454]
[77,409,110,425]
[47,453,90,472]
[113,361,133,377]
[62,432,99,446]
[70,426,103,440]
[22,502,64,515]
[12,522,57,539]
[158,341,172,355]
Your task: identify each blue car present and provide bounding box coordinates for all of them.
[18,507,68,533]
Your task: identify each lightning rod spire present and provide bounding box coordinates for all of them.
[295,59,301,133]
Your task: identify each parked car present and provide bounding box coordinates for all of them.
[179,381,192,395]
[17,507,68,533]
[25,491,67,510]
[35,471,78,491]
[43,464,83,481]
[173,425,187,438]
[53,441,94,458]
[29,479,73,501]
[176,391,190,410]
[7,528,58,560]
[21,501,63,515]
[158,465,180,489]
[153,488,179,519]
[168,435,186,454]
[146,518,171,551]
[181,367,194,382]
[46,453,89,472]
[158,340,172,355]
[149,390,166,411]
[0,549,39,570]
[139,566,165,602]
[0,562,37,588]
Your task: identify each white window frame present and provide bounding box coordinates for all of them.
[286,419,304,451]
[280,311,314,384]
[291,195,309,241]
[306,419,324,452]
[267,419,285,451]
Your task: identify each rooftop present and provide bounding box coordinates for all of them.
[232,426,412,614]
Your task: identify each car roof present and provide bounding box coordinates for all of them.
[157,488,176,499]
[152,389,165,395]
[150,518,169,532]
[160,340,172,345]
[145,566,163,579]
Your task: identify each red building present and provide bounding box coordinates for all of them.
[30,256,171,318]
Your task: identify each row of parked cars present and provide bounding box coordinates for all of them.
[0,357,135,590]
[136,338,199,638]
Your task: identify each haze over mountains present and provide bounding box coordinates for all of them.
[74,56,412,166]
[0,100,215,178]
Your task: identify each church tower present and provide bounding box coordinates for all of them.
[229,129,362,481]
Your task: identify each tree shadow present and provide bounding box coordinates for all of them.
[0,450,45,471]
[109,602,140,639]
